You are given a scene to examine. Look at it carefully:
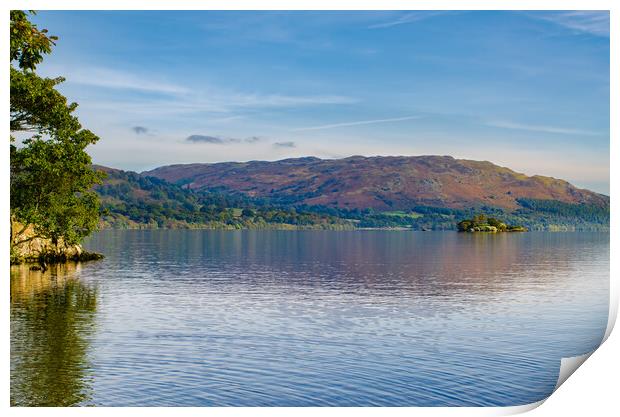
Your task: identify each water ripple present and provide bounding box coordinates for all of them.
[11,230,609,406]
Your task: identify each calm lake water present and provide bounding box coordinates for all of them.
[10,230,609,406]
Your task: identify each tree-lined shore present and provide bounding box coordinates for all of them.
[10,11,103,264]
[93,166,609,232]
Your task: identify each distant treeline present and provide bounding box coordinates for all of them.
[96,170,352,229]
[95,169,610,231]
[515,198,609,224]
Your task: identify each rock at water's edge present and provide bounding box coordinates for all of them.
[10,220,103,265]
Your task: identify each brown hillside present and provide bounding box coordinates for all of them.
[142,155,608,210]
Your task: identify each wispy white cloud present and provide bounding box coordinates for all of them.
[223,93,357,108]
[47,65,358,118]
[292,116,421,131]
[531,11,609,37]
[84,93,357,120]
[485,120,601,136]
[368,11,457,29]
[59,66,190,95]
[205,115,246,123]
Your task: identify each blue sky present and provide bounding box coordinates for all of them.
[31,10,610,194]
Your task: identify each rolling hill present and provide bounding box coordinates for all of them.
[143,155,608,211]
[91,155,609,231]
[93,165,352,230]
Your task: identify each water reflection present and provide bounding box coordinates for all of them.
[10,231,609,406]
[11,263,97,406]
[90,230,607,299]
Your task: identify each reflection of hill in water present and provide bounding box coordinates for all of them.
[11,264,98,406]
[87,230,608,299]
[46,230,606,406]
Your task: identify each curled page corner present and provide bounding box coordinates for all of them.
[494,399,547,416]
[554,351,594,392]
[501,287,616,415]
[603,293,618,344]
[494,349,600,416]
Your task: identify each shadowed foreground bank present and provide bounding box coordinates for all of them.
[10,220,103,266]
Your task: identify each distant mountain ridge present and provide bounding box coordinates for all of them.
[142,155,608,211]
[92,157,609,231]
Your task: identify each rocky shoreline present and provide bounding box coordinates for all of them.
[10,220,103,267]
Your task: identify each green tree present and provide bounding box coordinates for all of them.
[473,213,486,224]
[457,220,472,232]
[241,208,255,218]
[10,11,103,252]
[487,217,507,231]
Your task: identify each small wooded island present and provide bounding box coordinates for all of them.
[457,214,527,233]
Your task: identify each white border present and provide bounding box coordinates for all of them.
[2,1,617,416]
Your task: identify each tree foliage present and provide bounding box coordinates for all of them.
[10,11,103,249]
[516,198,609,224]
[10,10,57,71]
[93,169,610,232]
[95,168,352,230]
[457,215,523,232]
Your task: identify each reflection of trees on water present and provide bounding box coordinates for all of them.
[11,263,97,406]
[168,230,608,296]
